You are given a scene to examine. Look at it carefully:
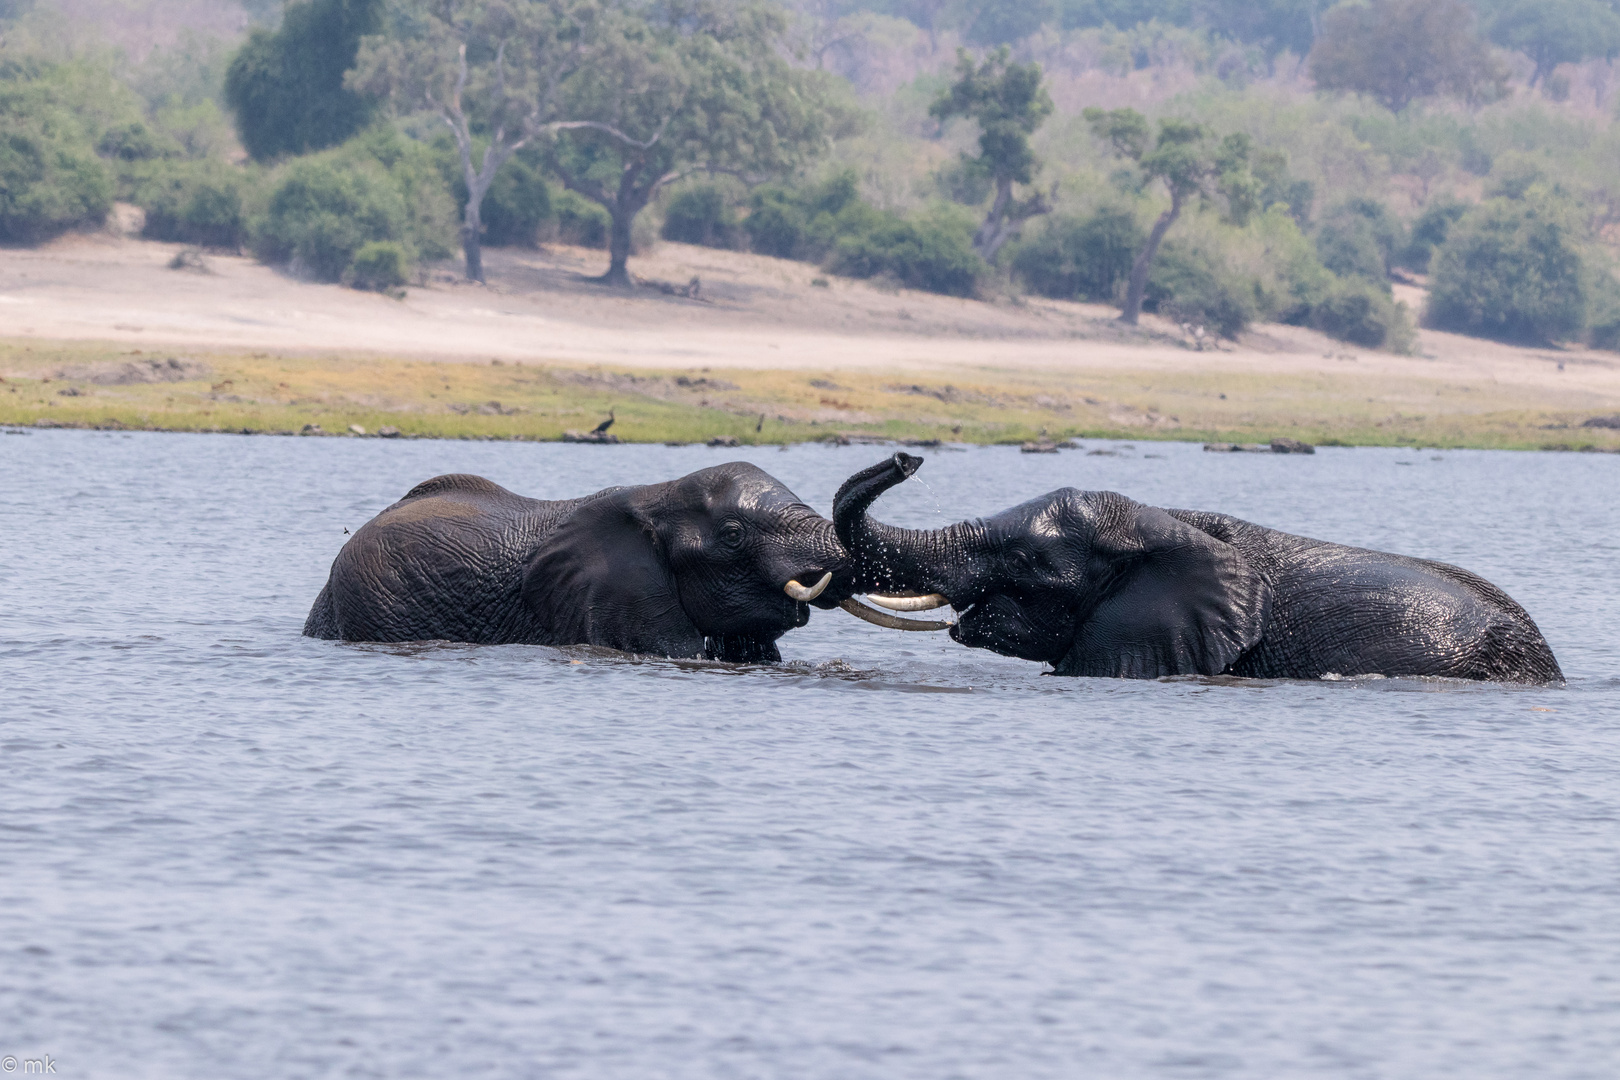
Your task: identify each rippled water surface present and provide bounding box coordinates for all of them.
[2,430,1618,1078]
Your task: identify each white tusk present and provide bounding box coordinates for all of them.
[784,572,833,602]
[864,592,950,612]
[838,598,952,631]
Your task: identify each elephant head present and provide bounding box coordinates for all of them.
[832,453,1273,677]
[525,462,854,663]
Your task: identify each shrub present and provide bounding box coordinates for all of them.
[1315,198,1404,286]
[337,126,456,262]
[97,120,179,163]
[661,183,740,248]
[1144,239,1256,338]
[1400,195,1469,272]
[346,240,408,291]
[254,156,408,280]
[546,189,606,248]
[1010,206,1143,302]
[1585,263,1620,351]
[127,159,252,248]
[0,120,112,242]
[1425,197,1586,343]
[1311,277,1415,350]
[825,209,983,297]
[742,170,861,260]
[479,154,551,248]
[0,59,118,242]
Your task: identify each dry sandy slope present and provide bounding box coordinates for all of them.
[2,230,1618,413]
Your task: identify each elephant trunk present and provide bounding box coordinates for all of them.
[787,511,861,609]
[832,453,991,606]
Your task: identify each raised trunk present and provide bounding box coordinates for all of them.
[1120,190,1183,325]
[832,453,990,603]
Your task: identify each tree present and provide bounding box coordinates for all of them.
[352,0,606,282]
[1083,107,1258,325]
[546,1,845,286]
[225,0,385,161]
[1309,0,1505,112]
[1489,0,1620,89]
[929,46,1053,262]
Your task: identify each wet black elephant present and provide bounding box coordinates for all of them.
[833,453,1563,683]
[303,463,858,662]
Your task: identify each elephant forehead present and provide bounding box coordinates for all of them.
[682,463,804,511]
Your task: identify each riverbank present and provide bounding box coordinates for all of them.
[2,233,1618,449]
[5,338,1619,450]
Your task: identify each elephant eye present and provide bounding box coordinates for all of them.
[717,520,745,546]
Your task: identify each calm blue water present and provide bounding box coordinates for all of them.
[2,430,1617,1079]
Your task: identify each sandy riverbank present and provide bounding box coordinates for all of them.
[1,230,1617,449]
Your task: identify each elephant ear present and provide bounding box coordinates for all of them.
[522,490,706,658]
[1058,504,1271,678]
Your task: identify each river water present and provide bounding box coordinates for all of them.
[2,430,1617,1079]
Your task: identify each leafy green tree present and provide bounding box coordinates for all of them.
[225,0,385,161]
[546,1,847,285]
[1083,106,1258,325]
[1489,0,1620,88]
[352,0,605,281]
[1426,196,1587,343]
[929,46,1053,261]
[1309,0,1505,112]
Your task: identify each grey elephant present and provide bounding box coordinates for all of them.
[304,463,873,662]
[832,453,1563,683]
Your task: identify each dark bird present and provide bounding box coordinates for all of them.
[592,409,615,435]
[756,412,765,433]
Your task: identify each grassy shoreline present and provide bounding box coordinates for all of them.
[2,338,1618,451]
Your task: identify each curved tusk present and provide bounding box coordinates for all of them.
[838,598,952,631]
[784,572,833,602]
[864,592,950,612]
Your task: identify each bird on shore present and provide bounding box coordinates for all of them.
[592,409,615,435]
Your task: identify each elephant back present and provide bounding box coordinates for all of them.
[311,475,612,644]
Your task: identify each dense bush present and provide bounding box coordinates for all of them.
[552,189,610,248]
[1425,196,1586,343]
[1143,239,1256,338]
[661,183,741,248]
[825,207,983,297]
[346,240,408,291]
[1400,196,1468,272]
[338,127,456,263]
[252,126,455,282]
[126,159,253,248]
[1010,206,1143,302]
[1314,198,1404,286]
[225,0,383,161]
[254,155,409,280]
[742,170,862,260]
[0,58,121,242]
[1585,263,1620,351]
[1310,277,1414,350]
[0,118,111,242]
